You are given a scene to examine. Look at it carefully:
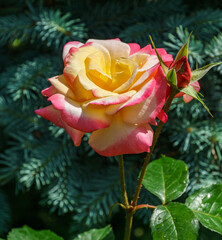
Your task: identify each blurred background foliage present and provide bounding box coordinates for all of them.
[0,0,221,239]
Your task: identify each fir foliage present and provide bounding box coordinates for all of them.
[0,0,221,239]
[0,191,11,236]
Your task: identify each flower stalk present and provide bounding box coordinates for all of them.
[118,155,129,207]
[119,89,178,240]
[132,88,178,206]
[124,212,133,240]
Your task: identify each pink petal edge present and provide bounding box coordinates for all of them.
[35,106,84,146]
[89,118,153,156]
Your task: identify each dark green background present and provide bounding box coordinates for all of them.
[0,0,221,239]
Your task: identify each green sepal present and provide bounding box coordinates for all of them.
[186,184,222,235]
[181,85,213,117]
[175,32,192,62]
[166,68,177,87]
[190,62,222,83]
[149,35,169,75]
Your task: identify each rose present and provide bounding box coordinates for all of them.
[171,56,191,88]
[35,39,173,156]
[169,56,200,102]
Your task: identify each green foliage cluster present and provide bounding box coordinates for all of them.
[0,0,221,239]
[2,225,114,240]
[143,156,222,239]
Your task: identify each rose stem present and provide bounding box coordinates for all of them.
[131,88,178,207]
[118,154,129,207]
[124,211,133,240]
[118,154,132,240]
[118,89,177,240]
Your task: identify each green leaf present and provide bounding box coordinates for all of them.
[175,32,192,62]
[186,184,222,235]
[181,85,212,116]
[7,226,63,240]
[142,156,189,204]
[149,35,169,75]
[150,202,199,240]
[166,68,177,87]
[73,225,114,240]
[190,62,222,83]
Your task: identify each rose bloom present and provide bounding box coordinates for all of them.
[35,39,173,156]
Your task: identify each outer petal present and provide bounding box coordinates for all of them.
[173,81,200,103]
[130,53,173,74]
[86,39,130,59]
[48,75,75,99]
[157,109,168,123]
[41,86,58,97]
[128,43,141,55]
[134,45,173,66]
[35,105,84,146]
[89,115,153,156]
[122,66,167,124]
[48,94,112,132]
[183,81,200,103]
[138,44,152,54]
[63,41,83,60]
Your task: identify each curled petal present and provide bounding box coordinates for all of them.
[120,66,166,111]
[122,66,167,124]
[35,105,84,146]
[137,55,159,72]
[89,115,153,156]
[64,47,79,66]
[85,90,136,106]
[73,70,117,101]
[85,50,112,89]
[49,94,111,132]
[113,60,138,93]
[119,78,156,110]
[104,76,156,116]
[63,41,83,60]
[173,56,191,88]
[129,65,157,89]
[64,46,98,84]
